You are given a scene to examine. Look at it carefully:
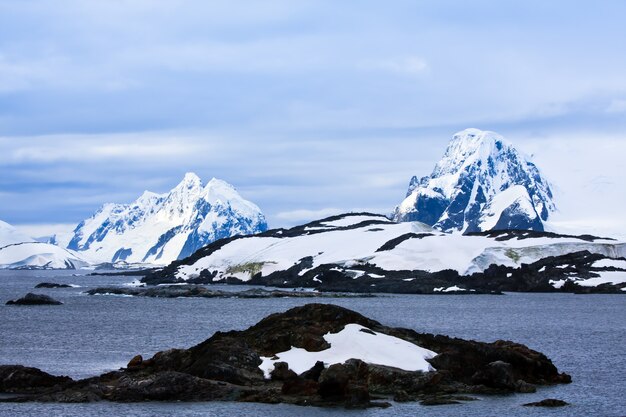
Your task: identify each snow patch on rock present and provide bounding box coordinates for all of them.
[259,323,437,378]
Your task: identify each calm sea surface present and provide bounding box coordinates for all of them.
[0,270,624,417]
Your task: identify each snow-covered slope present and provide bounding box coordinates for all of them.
[0,220,87,269]
[0,220,34,246]
[394,129,555,232]
[155,213,624,283]
[62,173,268,265]
[0,242,87,269]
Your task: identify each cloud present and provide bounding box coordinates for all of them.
[0,133,214,164]
[0,1,626,236]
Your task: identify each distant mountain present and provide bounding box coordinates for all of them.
[62,173,268,265]
[394,128,555,232]
[0,220,86,269]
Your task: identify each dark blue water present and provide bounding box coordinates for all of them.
[0,270,624,416]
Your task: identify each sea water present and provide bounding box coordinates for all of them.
[0,270,624,416]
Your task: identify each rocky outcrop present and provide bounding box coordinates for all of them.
[0,304,571,408]
[523,398,569,407]
[6,293,63,305]
[86,286,376,299]
[0,365,72,393]
[35,283,72,289]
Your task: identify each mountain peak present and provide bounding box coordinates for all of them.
[205,177,234,191]
[395,129,555,233]
[176,172,203,189]
[433,128,512,178]
[65,175,268,265]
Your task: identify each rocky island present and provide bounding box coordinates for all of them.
[6,293,63,306]
[86,286,377,299]
[0,304,571,408]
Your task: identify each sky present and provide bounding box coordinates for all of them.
[0,0,625,238]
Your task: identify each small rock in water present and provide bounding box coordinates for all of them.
[34,282,72,289]
[6,293,63,305]
[420,397,461,406]
[523,398,569,407]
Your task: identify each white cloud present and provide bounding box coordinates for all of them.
[1,133,214,164]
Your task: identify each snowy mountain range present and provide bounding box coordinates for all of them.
[0,220,86,269]
[394,128,555,232]
[58,173,268,265]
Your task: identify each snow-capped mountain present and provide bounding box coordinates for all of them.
[63,173,268,265]
[0,220,86,269]
[394,128,555,232]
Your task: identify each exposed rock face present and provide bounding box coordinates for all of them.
[6,293,63,305]
[0,304,571,408]
[394,129,555,232]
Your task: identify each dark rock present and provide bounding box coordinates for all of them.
[301,361,325,381]
[109,371,241,402]
[471,360,516,390]
[420,397,461,406]
[34,283,72,289]
[392,389,411,402]
[6,293,62,305]
[317,359,370,408]
[87,286,376,299]
[0,365,72,393]
[523,398,569,407]
[270,362,297,381]
[281,377,318,396]
[318,363,352,400]
[126,355,143,369]
[515,380,536,393]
